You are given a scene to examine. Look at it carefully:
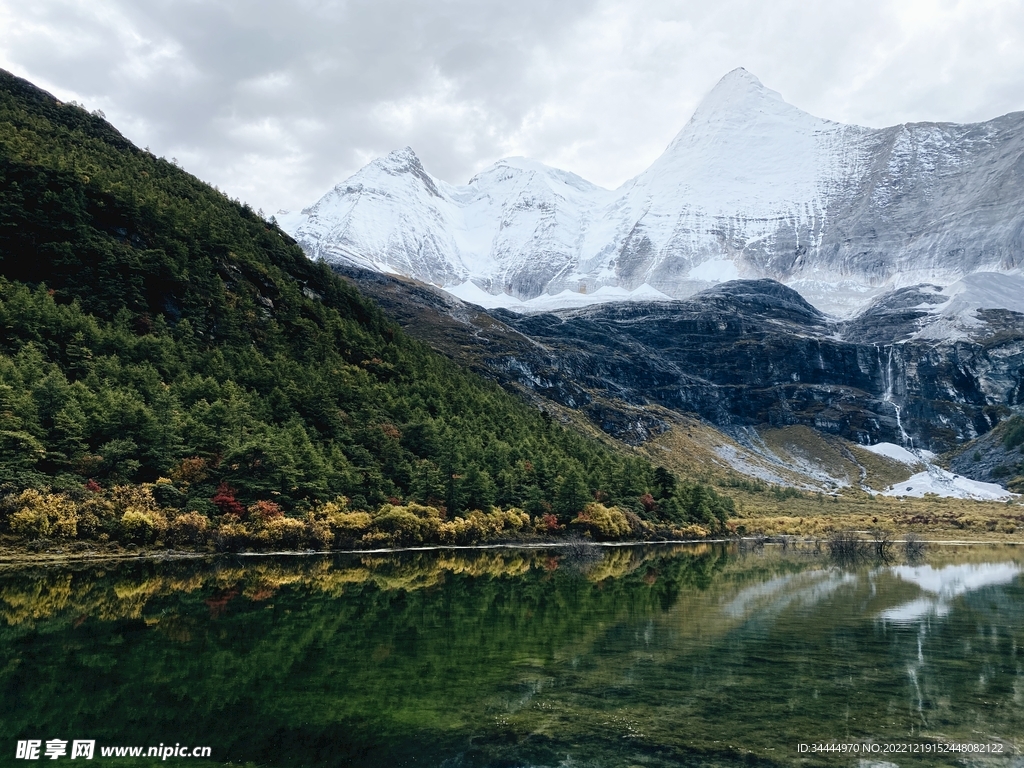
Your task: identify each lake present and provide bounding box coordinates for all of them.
[1,542,1022,766]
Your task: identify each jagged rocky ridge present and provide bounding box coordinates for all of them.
[285,68,1024,316]
[337,266,1024,455]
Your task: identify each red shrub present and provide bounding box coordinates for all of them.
[211,482,244,517]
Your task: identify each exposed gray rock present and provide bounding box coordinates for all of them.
[949,416,1024,484]
[339,265,1024,453]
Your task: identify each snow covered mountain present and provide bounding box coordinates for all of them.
[281,68,1024,315]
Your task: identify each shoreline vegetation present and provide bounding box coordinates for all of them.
[1,476,1021,567]
[0,478,732,560]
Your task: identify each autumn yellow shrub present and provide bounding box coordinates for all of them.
[253,516,306,549]
[304,518,332,550]
[110,484,161,516]
[215,522,250,551]
[359,530,394,547]
[461,509,501,537]
[438,515,484,544]
[307,497,372,546]
[315,497,350,517]
[107,485,168,544]
[8,490,78,539]
[570,503,631,540]
[671,523,711,540]
[168,511,210,546]
[372,503,442,545]
[119,509,165,544]
[330,511,373,538]
[437,519,462,544]
[109,483,166,544]
[77,493,115,539]
[495,507,530,533]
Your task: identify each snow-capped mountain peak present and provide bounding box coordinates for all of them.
[343,146,442,195]
[284,70,1024,316]
[630,67,848,232]
[671,67,804,140]
[468,156,608,197]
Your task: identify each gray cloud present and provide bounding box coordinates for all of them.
[2,0,1023,214]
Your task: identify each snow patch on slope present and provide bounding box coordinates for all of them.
[862,438,1008,500]
[689,258,741,282]
[861,442,923,465]
[445,281,672,312]
[882,465,1014,501]
[859,441,1009,500]
[911,272,1024,340]
[444,281,520,309]
[942,272,1024,314]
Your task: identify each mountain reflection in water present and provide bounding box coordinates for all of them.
[1,543,1021,767]
[879,562,1022,624]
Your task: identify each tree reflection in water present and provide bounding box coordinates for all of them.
[1,543,1021,766]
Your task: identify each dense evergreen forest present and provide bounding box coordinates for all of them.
[0,68,733,549]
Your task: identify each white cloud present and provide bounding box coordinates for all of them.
[1,0,1022,213]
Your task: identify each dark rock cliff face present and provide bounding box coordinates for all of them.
[337,266,1024,452]
[948,417,1024,485]
[496,282,1024,451]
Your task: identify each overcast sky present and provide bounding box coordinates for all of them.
[2,0,1023,214]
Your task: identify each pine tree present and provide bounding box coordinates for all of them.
[554,466,589,520]
[462,466,496,511]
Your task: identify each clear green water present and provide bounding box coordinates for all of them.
[1,543,1022,767]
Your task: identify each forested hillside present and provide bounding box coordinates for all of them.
[0,69,732,550]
